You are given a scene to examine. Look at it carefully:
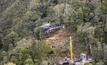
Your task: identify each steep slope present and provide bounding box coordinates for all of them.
[0,0,17,13]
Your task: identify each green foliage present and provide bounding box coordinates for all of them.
[0,51,8,56]
[94,24,103,41]
[24,58,36,65]
[95,61,104,65]
[33,27,42,40]
[3,31,19,51]
[84,63,92,65]
[0,0,107,64]
[30,40,52,60]
[19,48,29,55]
[7,31,19,38]
[4,62,16,65]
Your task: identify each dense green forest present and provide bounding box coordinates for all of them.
[0,0,107,65]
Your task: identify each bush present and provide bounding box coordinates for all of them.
[4,62,16,65]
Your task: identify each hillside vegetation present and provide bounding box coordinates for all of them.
[0,0,107,65]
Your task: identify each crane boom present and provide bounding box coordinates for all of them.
[70,35,73,63]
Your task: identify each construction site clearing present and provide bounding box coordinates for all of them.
[44,31,92,65]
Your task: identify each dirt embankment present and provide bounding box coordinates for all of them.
[45,32,66,45]
[45,31,79,58]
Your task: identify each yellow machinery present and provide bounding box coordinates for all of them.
[70,35,73,63]
[69,34,93,65]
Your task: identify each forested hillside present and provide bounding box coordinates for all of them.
[0,0,107,65]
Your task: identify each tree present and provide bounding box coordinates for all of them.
[30,40,52,64]
[24,58,36,65]
[3,31,19,51]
